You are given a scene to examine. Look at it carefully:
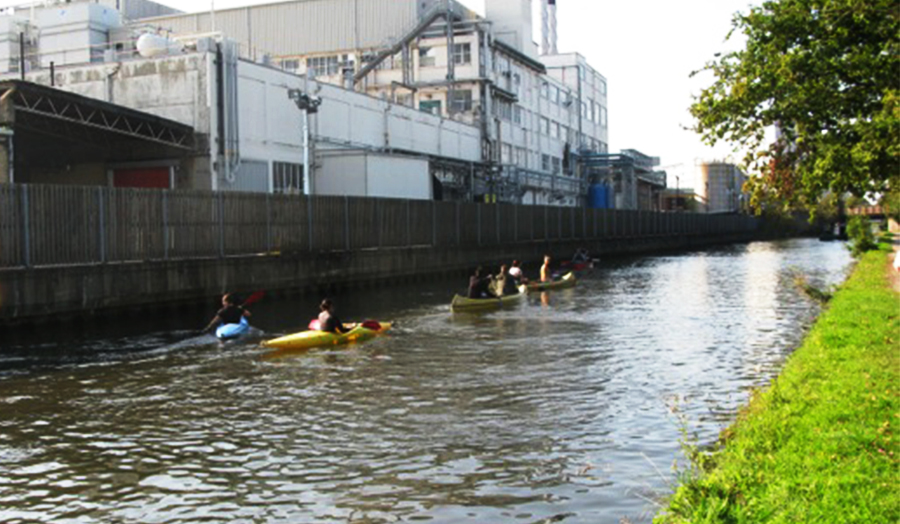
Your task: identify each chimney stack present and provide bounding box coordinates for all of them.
[541,0,557,55]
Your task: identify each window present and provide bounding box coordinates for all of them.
[449,89,473,112]
[540,116,550,135]
[501,143,512,164]
[599,79,607,95]
[550,122,559,139]
[420,100,442,116]
[542,154,552,172]
[513,105,522,125]
[281,59,300,73]
[516,147,528,167]
[273,162,304,194]
[452,43,471,65]
[306,55,339,77]
[419,47,436,67]
[593,102,602,123]
[552,157,562,174]
[550,86,559,104]
[494,99,512,120]
[541,81,549,99]
[397,93,414,107]
[600,106,608,128]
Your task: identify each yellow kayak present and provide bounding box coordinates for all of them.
[526,272,577,292]
[451,285,527,312]
[262,321,392,351]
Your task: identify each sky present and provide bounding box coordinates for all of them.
[0,0,760,186]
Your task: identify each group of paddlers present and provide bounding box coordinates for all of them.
[467,255,554,299]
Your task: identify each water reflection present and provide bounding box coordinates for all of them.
[0,239,851,523]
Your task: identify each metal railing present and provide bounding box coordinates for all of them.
[0,184,760,270]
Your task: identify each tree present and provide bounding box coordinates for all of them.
[691,0,900,214]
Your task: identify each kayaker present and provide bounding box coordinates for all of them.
[573,248,590,264]
[540,255,552,282]
[468,266,496,299]
[318,298,349,334]
[508,260,527,284]
[493,264,519,296]
[203,293,251,333]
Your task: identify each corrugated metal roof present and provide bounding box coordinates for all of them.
[141,0,420,57]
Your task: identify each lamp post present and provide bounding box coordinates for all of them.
[675,174,680,212]
[288,89,322,195]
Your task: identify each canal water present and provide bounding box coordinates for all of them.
[0,239,852,523]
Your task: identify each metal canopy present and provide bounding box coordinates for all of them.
[0,80,195,154]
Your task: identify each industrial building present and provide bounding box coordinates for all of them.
[0,0,664,208]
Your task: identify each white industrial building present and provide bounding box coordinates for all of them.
[0,0,624,207]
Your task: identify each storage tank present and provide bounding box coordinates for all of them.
[136,33,183,57]
[588,183,614,209]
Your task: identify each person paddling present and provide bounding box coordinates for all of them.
[540,254,552,283]
[508,260,527,285]
[468,266,497,299]
[493,264,519,296]
[203,293,251,334]
[318,298,349,334]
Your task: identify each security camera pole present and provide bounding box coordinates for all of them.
[288,89,322,195]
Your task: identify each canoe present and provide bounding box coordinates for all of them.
[451,285,527,312]
[526,271,577,292]
[262,321,392,351]
[216,317,250,340]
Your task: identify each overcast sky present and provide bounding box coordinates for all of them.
[0,0,759,185]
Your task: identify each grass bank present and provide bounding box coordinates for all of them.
[656,249,900,523]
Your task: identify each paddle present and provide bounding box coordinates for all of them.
[200,291,264,335]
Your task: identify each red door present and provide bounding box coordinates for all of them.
[112,167,171,189]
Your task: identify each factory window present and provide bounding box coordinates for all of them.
[542,154,552,172]
[579,66,586,81]
[273,162,304,194]
[600,106,608,128]
[419,47,437,67]
[587,99,595,122]
[550,122,559,139]
[513,105,522,125]
[397,93,414,107]
[540,116,550,135]
[541,81,549,99]
[450,89,473,112]
[420,100,442,116]
[452,43,471,65]
[550,86,560,104]
[307,55,339,77]
[501,144,512,164]
[593,102,602,123]
[281,59,300,73]
[516,147,528,167]
[552,157,562,174]
[599,79,607,96]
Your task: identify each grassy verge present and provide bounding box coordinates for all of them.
[656,250,900,523]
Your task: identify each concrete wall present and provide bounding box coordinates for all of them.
[0,231,760,326]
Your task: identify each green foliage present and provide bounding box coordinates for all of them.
[655,251,900,524]
[691,0,900,214]
[846,215,877,256]
[881,189,900,222]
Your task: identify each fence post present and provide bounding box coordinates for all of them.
[345,196,351,251]
[432,200,437,247]
[161,190,168,261]
[407,199,411,246]
[477,204,482,246]
[308,196,314,252]
[496,203,500,244]
[21,185,30,268]
[217,192,225,258]
[514,204,518,243]
[266,193,272,253]
[97,187,107,263]
[456,201,461,247]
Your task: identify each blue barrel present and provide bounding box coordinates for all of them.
[589,184,613,209]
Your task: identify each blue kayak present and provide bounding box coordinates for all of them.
[216,317,250,341]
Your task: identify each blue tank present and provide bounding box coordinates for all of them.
[589,184,614,209]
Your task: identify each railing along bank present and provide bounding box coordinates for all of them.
[0,184,759,269]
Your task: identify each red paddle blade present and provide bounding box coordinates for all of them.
[361,320,382,331]
[308,319,321,331]
[242,291,265,307]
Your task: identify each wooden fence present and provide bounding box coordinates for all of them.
[0,184,759,269]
